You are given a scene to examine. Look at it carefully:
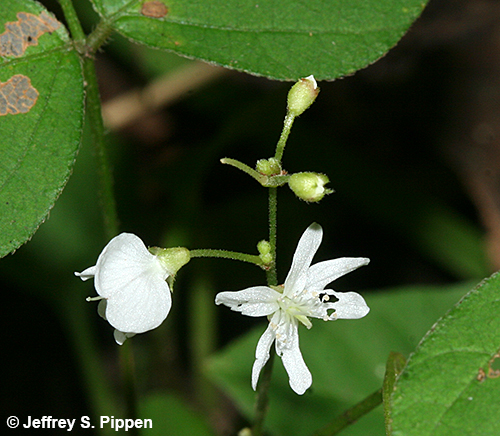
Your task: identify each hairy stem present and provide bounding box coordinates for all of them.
[266,187,278,286]
[83,56,119,239]
[85,19,114,54]
[274,112,295,164]
[251,186,279,436]
[220,158,266,184]
[59,0,135,428]
[190,249,263,267]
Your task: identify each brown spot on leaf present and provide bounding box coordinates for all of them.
[141,1,168,18]
[0,75,39,115]
[487,352,500,379]
[477,367,486,382]
[0,11,60,58]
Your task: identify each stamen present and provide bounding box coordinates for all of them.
[86,295,105,302]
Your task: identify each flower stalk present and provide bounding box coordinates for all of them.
[190,249,264,267]
[274,112,295,164]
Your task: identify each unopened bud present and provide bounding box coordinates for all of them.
[287,75,319,117]
[288,172,333,202]
[257,240,273,264]
[256,157,282,176]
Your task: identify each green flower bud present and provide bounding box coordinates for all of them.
[257,240,272,255]
[149,246,191,276]
[256,157,282,176]
[257,240,273,264]
[287,75,319,117]
[288,172,333,202]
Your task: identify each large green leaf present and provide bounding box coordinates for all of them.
[90,0,428,80]
[390,273,500,436]
[0,0,85,258]
[206,282,473,436]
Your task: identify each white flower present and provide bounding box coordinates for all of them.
[75,233,187,344]
[215,223,370,395]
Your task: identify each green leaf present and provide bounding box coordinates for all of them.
[206,282,472,436]
[0,0,85,257]
[90,0,428,80]
[390,273,500,436]
[383,352,406,436]
[138,392,215,436]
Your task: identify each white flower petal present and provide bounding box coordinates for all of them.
[251,321,276,390]
[75,266,97,281]
[215,287,281,317]
[88,233,173,334]
[105,270,172,333]
[284,223,323,297]
[328,290,370,319]
[306,257,370,292]
[278,321,312,395]
[94,233,169,298]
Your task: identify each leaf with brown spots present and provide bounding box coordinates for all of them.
[0,1,84,257]
[0,74,38,115]
[0,11,60,58]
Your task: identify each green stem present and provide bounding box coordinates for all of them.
[58,0,85,41]
[274,112,296,164]
[252,350,276,436]
[85,19,114,53]
[60,1,136,424]
[59,0,118,240]
[83,56,119,239]
[220,158,267,184]
[311,388,383,436]
[190,249,263,267]
[251,186,278,435]
[266,187,278,286]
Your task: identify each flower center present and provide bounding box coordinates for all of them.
[276,294,313,329]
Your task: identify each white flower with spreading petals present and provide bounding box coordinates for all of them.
[75,233,189,345]
[215,223,370,395]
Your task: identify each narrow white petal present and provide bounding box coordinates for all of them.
[251,323,276,390]
[97,299,107,320]
[114,330,136,345]
[215,287,281,317]
[328,290,370,319]
[75,266,97,281]
[284,223,323,297]
[278,322,312,395]
[307,257,370,291]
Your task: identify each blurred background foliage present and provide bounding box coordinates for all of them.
[2,0,500,434]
